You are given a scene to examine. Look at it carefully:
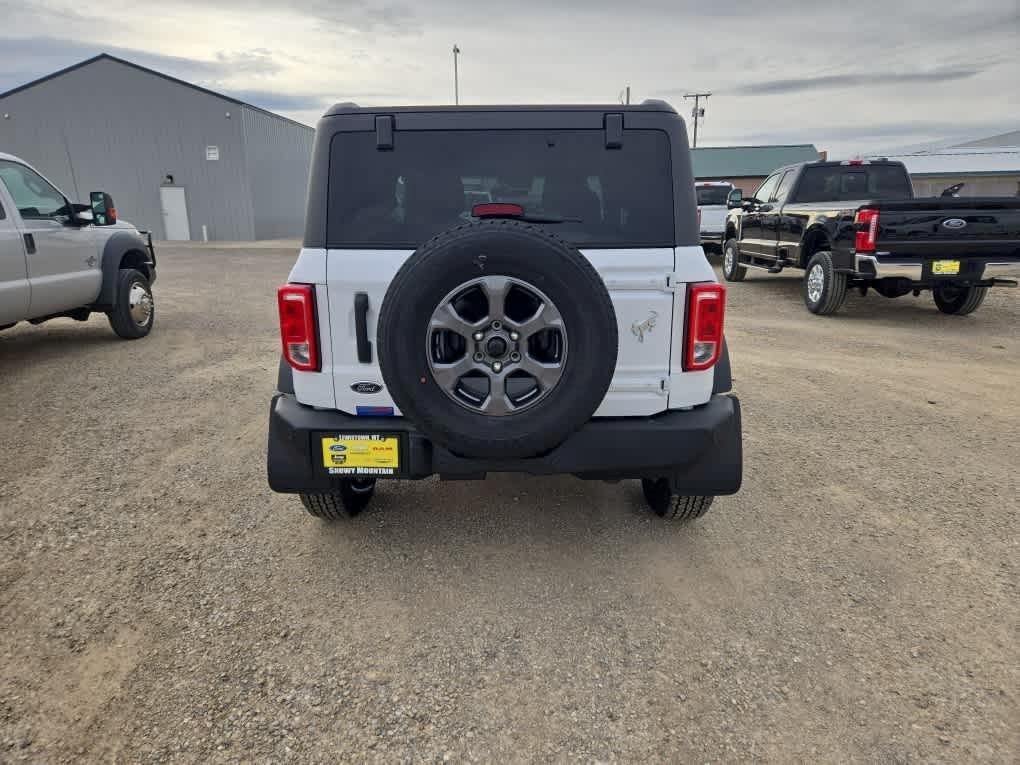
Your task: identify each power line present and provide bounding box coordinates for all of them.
[683,92,711,148]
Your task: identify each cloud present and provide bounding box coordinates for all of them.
[227,90,328,112]
[729,67,987,96]
[1,0,1018,156]
[705,119,1020,157]
[181,0,420,35]
[212,49,285,77]
[0,37,293,95]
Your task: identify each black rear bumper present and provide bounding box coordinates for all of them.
[267,393,742,495]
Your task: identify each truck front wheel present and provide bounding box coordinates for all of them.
[107,268,154,339]
[933,284,987,315]
[722,238,747,282]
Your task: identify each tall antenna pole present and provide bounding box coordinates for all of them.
[683,92,711,147]
[453,44,461,105]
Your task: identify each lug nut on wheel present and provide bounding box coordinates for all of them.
[473,331,484,341]
[473,352,484,362]
[509,331,519,341]
[491,320,502,330]
[510,351,521,362]
[492,361,503,372]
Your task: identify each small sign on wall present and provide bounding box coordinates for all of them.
[206,145,220,161]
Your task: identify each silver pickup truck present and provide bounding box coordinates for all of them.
[0,152,156,338]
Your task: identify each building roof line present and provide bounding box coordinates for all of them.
[692,144,818,150]
[0,53,313,132]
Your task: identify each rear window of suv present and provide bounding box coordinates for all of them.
[327,129,674,248]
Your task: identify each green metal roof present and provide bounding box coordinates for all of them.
[691,144,820,179]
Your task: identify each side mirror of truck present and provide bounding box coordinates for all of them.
[726,189,743,209]
[90,191,117,226]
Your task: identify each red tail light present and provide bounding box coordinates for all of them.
[697,207,702,227]
[855,208,880,253]
[685,283,726,371]
[278,284,319,372]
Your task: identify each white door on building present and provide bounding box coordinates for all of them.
[160,186,191,240]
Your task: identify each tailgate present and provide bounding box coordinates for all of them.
[873,198,1020,259]
[699,205,728,232]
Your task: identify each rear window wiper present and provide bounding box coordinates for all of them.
[471,203,580,224]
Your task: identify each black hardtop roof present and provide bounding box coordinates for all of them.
[303,98,699,249]
[324,100,677,117]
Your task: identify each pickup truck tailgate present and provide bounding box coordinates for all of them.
[873,198,1020,259]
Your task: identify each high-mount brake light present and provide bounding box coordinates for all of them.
[472,203,525,218]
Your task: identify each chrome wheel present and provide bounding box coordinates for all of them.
[427,275,567,417]
[724,244,735,275]
[128,282,153,326]
[806,264,825,304]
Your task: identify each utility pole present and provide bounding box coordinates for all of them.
[453,44,461,105]
[683,92,711,147]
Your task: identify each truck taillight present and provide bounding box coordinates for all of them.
[855,208,880,253]
[685,283,726,371]
[278,284,319,372]
[697,207,702,227]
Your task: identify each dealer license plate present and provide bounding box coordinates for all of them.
[321,434,400,476]
[931,259,961,275]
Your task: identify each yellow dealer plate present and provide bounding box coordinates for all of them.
[321,435,399,475]
[932,259,960,275]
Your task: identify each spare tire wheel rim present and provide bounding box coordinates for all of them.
[807,264,825,304]
[427,275,567,416]
[724,244,735,274]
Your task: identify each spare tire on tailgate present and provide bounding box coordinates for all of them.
[377,219,618,459]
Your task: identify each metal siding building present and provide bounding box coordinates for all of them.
[241,106,314,240]
[0,54,313,241]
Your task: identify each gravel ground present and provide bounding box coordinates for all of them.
[1,244,1017,763]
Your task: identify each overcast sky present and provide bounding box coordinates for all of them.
[2,0,1018,156]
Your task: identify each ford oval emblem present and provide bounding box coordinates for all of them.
[351,381,383,394]
[942,218,967,229]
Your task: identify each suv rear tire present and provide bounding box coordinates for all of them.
[641,478,714,521]
[300,479,376,520]
[803,251,847,315]
[722,238,747,282]
[933,284,987,315]
[377,220,618,460]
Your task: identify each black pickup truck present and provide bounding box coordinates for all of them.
[722,160,1020,315]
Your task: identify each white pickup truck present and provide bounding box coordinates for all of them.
[0,152,156,338]
[696,180,736,254]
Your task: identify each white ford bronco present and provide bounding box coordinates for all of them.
[267,102,742,521]
[0,152,156,338]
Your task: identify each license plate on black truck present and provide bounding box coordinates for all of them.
[931,259,961,276]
